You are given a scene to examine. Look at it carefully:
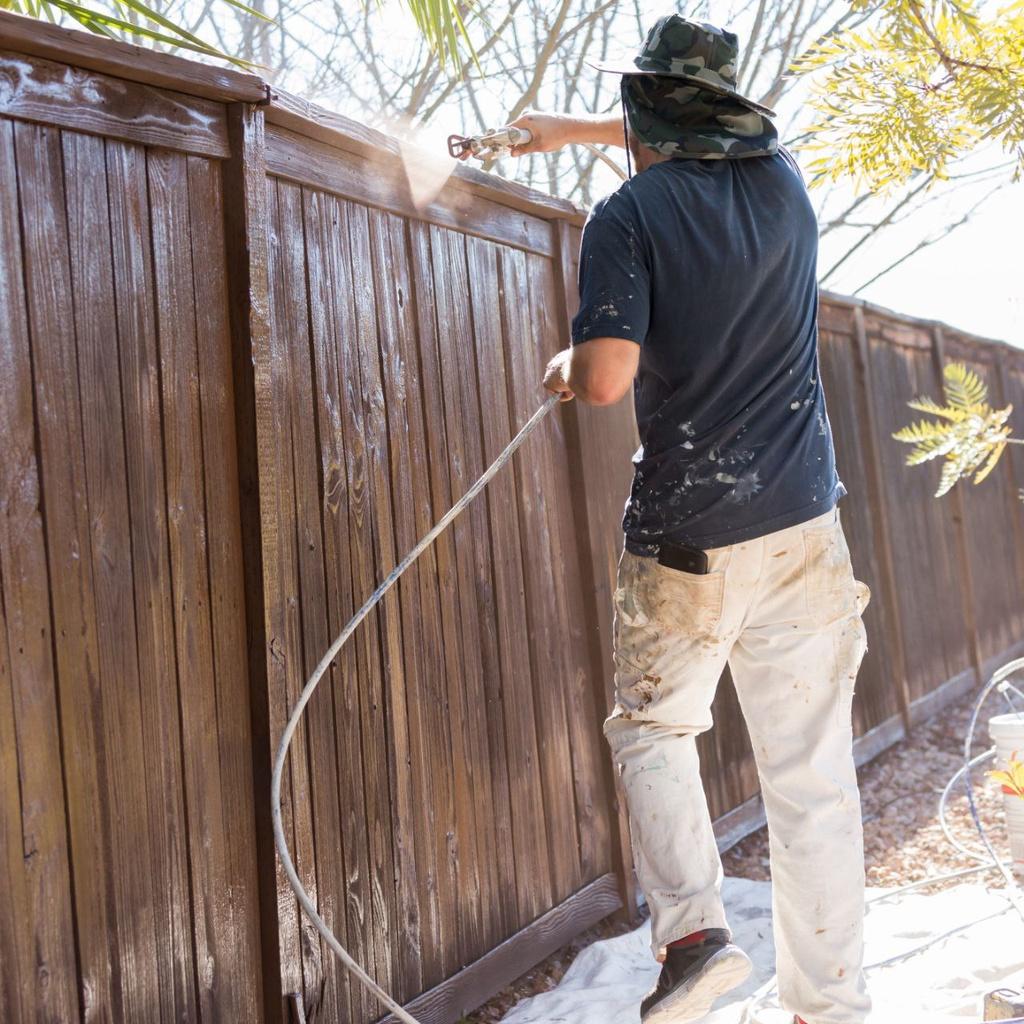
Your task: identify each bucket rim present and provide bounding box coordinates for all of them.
[988,712,1024,733]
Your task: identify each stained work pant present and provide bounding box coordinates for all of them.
[604,507,872,1024]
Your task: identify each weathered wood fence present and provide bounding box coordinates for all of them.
[1,11,1022,1024]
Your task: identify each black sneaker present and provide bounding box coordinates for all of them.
[640,930,752,1024]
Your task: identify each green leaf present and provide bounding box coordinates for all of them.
[943,362,988,410]
[906,396,967,420]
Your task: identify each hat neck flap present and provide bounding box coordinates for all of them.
[622,75,778,161]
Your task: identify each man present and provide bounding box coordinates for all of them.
[516,16,873,1024]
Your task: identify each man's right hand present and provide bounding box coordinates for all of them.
[506,111,577,157]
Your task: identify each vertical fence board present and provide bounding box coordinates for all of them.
[222,101,284,1024]
[863,320,972,701]
[265,177,330,1014]
[943,335,1024,668]
[16,118,120,1020]
[550,222,638,917]
[823,314,907,736]
[516,245,612,888]
[63,126,161,1022]
[364,204,425,1000]
[384,212,460,986]
[344,200,404,997]
[407,218,483,975]
[0,117,80,1024]
[105,137,199,1024]
[278,178,344,1024]
[301,187,370,1023]
[467,235,563,920]
[148,144,264,1021]
[427,222,505,960]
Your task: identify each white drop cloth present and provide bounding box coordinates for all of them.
[501,877,1023,1024]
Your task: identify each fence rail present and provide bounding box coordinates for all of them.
[1,12,1021,1024]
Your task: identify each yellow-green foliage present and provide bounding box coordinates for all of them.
[892,361,1015,496]
[987,755,1024,797]
[792,0,1024,191]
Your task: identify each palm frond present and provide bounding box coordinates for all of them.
[943,362,988,411]
[892,418,951,443]
[906,396,967,421]
[894,363,1019,499]
[905,434,957,465]
[974,437,1007,485]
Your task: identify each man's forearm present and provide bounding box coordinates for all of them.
[564,113,625,149]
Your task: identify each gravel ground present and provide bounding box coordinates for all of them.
[463,689,1017,1023]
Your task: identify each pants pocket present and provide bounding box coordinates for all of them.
[803,517,858,627]
[611,553,727,716]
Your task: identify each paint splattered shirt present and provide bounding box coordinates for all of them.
[571,148,845,553]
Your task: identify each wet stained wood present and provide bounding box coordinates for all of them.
[0,8,265,102]
[264,177,331,1016]
[148,145,266,1022]
[939,334,1023,668]
[552,222,639,916]
[62,127,161,1020]
[381,210,462,987]
[369,206,455,996]
[105,137,198,1023]
[360,205,425,1001]
[275,178,346,1024]
[185,154,265,1020]
[265,124,554,257]
[378,873,621,1024]
[222,102,284,1021]
[344,200,407,1000]
[466,236,557,922]
[0,50,230,157]
[0,116,80,1024]
[430,224,513,955]
[862,320,971,702]
[14,117,121,1019]
[826,315,907,735]
[407,218,484,976]
[297,185,370,1024]
[511,246,602,896]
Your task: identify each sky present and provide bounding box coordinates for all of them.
[831,181,1024,348]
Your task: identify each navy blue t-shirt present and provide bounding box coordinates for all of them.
[571,148,845,554]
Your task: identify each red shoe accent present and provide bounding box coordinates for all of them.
[667,929,711,949]
[795,1017,809,1024]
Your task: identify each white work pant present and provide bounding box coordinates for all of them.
[604,507,872,1024]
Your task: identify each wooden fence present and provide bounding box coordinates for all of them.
[1,11,1022,1024]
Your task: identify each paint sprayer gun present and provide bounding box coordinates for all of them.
[447,125,533,160]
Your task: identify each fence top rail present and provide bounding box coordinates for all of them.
[821,289,1024,365]
[265,87,587,224]
[0,8,267,103]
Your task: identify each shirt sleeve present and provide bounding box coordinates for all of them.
[570,197,651,346]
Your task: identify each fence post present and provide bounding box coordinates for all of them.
[852,306,914,735]
[931,325,984,687]
[550,219,638,924]
[223,101,284,1023]
[994,350,1024,595]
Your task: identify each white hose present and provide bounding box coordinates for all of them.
[271,394,560,1023]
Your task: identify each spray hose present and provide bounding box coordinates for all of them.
[271,394,560,1023]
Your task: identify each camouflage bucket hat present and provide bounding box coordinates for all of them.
[589,15,775,118]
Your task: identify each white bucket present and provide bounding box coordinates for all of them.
[989,712,1024,879]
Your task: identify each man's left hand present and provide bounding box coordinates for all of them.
[543,349,575,402]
